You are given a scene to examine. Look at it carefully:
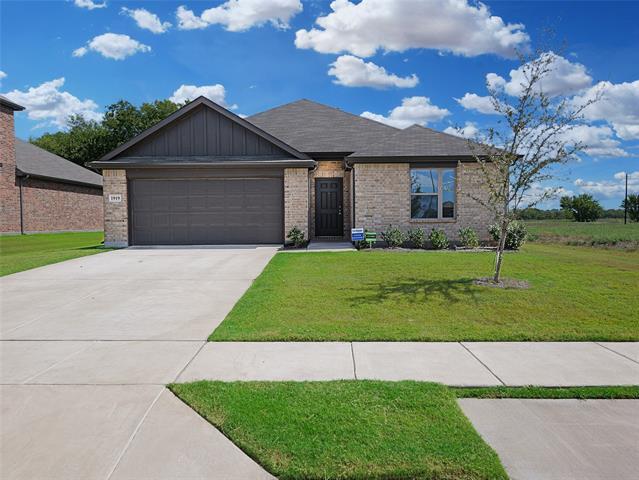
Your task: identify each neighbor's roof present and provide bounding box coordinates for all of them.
[247,99,399,154]
[15,139,103,188]
[0,95,25,111]
[347,124,485,160]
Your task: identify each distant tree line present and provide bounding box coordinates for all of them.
[30,99,184,168]
[518,193,638,222]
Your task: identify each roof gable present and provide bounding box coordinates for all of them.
[247,99,399,154]
[15,139,102,188]
[101,97,309,162]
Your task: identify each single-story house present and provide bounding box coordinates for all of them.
[0,96,103,234]
[89,97,493,247]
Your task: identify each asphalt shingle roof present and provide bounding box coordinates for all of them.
[348,124,481,158]
[15,139,103,188]
[247,99,399,154]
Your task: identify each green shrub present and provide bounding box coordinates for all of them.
[458,227,479,248]
[488,221,527,250]
[381,226,406,248]
[286,226,306,247]
[428,228,449,249]
[407,228,426,249]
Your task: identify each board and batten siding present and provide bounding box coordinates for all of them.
[124,105,291,158]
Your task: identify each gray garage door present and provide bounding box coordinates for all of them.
[129,178,283,245]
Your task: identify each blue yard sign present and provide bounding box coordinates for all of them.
[351,228,364,242]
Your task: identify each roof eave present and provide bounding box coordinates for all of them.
[346,155,487,164]
[87,159,317,169]
[16,169,103,188]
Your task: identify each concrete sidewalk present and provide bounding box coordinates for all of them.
[178,341,639,386]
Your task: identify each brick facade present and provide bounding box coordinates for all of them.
[353,162,494,242]
[309,160,352,240]
[284,167,309,242]
[20,178,102,233]
[102,169,129,247]
[0,105,21,234]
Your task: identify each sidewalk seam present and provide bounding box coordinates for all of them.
[172,341,207,383]
[459,342,506,386]
[350,342,358,380]
[105,387,164,480]
[594,342,639,365]
[22,341,96,384]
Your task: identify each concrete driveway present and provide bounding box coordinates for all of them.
[1,247,277,480]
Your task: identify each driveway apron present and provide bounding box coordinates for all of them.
[0,247,277,480]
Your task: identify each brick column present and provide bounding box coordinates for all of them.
[102,169,128,247]
[284,168,309,243]
[0,104,21,234]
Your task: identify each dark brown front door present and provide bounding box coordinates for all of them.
[315,178,343,237]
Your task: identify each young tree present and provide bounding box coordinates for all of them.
[621,194,639,222]
[461,49,600,283]
[561,194,604,222]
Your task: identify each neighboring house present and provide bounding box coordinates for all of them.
[0,96,103,235]
[89,97,492,247]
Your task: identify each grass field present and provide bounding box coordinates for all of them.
[525,219,639,248]
[171,381,508,480]
[0,232,109,276]
[210,243,638,342]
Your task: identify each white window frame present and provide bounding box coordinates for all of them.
[410,167,456,220]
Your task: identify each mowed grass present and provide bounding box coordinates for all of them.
[453,385,639,400]
[170,381,508,480]
[210,243,639,341]
[0,231,109,276]
[526,219,639,248]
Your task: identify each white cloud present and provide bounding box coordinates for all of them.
[0,71,6,86]
[169,84,236,109]
[572,80,639,140]
[295,0,529,58]
[361,96,450,128]
[561,125,629,158]
[456,93,498,114]
[176,6,209,29]
[2,77,102,128]
[444,121,479,139]
[121,7,171,34]
[328,55,418,89]
[574,171,639,198]
[74,0,106,10]
[489,52,592,97]
[176,0,303,32]
[73,33,151,60]
[520,182,574,208]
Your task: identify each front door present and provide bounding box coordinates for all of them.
[315,178,343,237]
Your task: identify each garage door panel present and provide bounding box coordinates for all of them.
[130,177,283,245]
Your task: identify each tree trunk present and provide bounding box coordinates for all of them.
[493,220,508,283]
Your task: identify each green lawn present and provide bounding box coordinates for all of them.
[453,385,639,400]
[0,231,109,276]
[525,219,639,248]
[170,381,508,480]
[210,243,639,341]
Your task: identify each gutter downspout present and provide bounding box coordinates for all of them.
[18,175,28,235]
[308,163,317,240]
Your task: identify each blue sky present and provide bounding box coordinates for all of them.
[1,0,637,208]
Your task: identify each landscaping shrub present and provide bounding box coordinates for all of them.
[428,228,449,249]
[286,226,306,247]
[489,221,528,250]
[407,228,426,249]
[381,226,406,248]
[458,227,479,248]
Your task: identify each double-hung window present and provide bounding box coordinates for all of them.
[410,168,456,219]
